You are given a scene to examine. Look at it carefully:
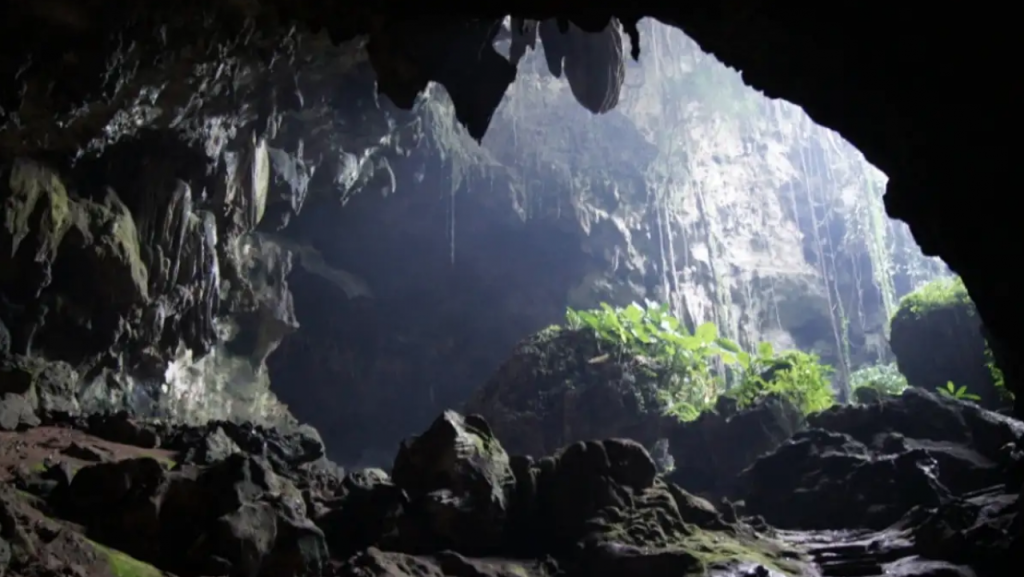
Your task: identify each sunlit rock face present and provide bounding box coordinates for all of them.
[483,25,949,375]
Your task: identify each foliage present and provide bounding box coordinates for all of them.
[563,301,836,420]
[725,343,836,415]
[565,301,735,421]
[937,381,982,402]
[983,345,1013,401]
[850,363,909,397]
[894,275,971,319]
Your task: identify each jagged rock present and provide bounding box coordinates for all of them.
[84,411,158,447]
[809,388,1024,467]
[160,419,326,474]
[0,355,79,415]
[464,328,672,458]
[0,394,38,431]
[736,389,1023,530]
[666,394,804,499]
[335,548,548,577]
[738,428,951,530]
[910,490,1019,574]
[0,160,149,364]
[315,468,406,559]
[63,453,328,577]
[390,411,516,554]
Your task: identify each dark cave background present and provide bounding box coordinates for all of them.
[266,162,593,464]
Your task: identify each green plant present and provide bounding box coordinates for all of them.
[894,276,971,320]
[937,381,981,402]
[725,342,836,415]
[983,344,1013,401]
[564,301,836,420]
[850,363,909,397]
[566,301,738,420]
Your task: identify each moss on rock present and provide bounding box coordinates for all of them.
[890,276,1003,409]
[464,327,671,457]
[679,526,808,575]
[90,540,166,577]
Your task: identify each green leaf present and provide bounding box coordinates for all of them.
[715,337,741,353]
[956,385,967,396]
[623,303,645,324]
[757,341,775,359]
[736,351,751,369]
[716,351,738,365]
[695,322,718,342]
[962,393,982,401]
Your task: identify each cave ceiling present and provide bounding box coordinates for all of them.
[1,1,1020,406]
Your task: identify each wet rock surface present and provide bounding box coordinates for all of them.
[736,389,1022,533]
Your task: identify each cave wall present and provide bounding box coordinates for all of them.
[0,1,426,428]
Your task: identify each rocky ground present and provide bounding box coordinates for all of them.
[0,385,1018,577]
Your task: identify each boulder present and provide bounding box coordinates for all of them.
[665,394,804,499]
[62,453,328,577]
[890,278,1005,410]
[315,468,406,559]
[390,411,517,555]
[0,355,79,416]
[464,327,671,458]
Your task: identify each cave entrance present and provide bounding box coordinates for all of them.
[260,21,949,465]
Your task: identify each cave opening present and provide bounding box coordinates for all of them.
[249,20,957,465]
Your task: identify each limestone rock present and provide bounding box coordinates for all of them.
[666,394,804,499]
[63,453,328,577]
[890,285,1004,410]
[736,389,1023,530]
[464,328,671,458]
[0,355,79,415]
[391,411,516,554]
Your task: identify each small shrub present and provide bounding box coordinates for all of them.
[850,363,909,399]
[725,343,836,415]
[563,301,836,420]
[565,301,736,420]
[937,381,982,402]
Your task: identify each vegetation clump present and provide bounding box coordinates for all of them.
[894,275,971,319]
[559,301,835,421]
[850,363,909,400]
[890,275,1012,406]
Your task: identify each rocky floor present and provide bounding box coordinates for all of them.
[0,390,1019,577]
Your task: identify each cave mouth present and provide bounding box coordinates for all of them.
[253,20,951,465]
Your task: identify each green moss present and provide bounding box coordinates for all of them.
[679,527,807,575]
[894,276,972,320]
[89,540,165,577]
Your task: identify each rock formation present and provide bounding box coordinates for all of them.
[890,277,1006,411]
[0,385,1018,576]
